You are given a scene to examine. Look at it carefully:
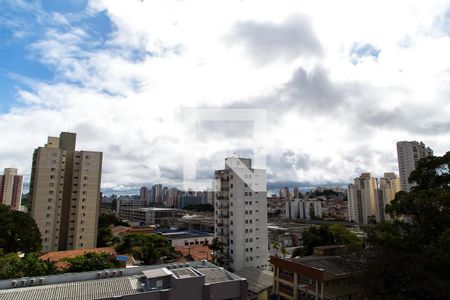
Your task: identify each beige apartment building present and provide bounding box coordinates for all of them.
[347,173,378,225]
[376,172,400,222]
[0,168,23,211]
[30,132,102,252]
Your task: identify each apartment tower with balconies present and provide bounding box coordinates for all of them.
[30,132,102,252]
[214,157,268,271]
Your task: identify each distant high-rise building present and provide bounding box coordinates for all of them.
[0,168,23,211]
[214,157,268,271]
[279,187,290,200]
[140,186,149,205]
[151,184,163,205]
[30,132,102,252]
[397,141,433,192]
[376,172,400,222]
[347,173,378,224]
[293,187,300,199]
[286,199,322,220]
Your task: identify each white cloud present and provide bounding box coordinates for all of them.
[1,0,450,192]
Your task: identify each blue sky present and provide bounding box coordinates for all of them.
[0,0,112,112]
[1,0,450,192]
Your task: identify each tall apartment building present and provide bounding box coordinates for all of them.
[376,172,400,222]
[151,184,163,205]
[30,132,102,252]
[140,186,150,205]
[214,157,268,271]
[286,199,322,220]
[0,168,23,211]
[347,173,378,224]
[397,141,433,192]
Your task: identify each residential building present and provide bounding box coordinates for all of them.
[0,261,247,300]
[0,168,23,211]
[152,184,163,205]
[29,132,102,252]
[214,157,269,271]
[397,141,433,192]
[376,172,400,222]
[180,192,203,208]
[347,173,377,225]
[270,254,364,300]
[140,186,150,205]
[286,199,322,220]
[203,189,215,206]
[279,187,290,200]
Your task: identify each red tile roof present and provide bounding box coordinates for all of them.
[40,247,117,270]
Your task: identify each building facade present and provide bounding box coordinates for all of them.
[397,141,433,192]
[286,199,322,220]
[0,261,247,300]
[347,173,377,225]
[214,157,269,271]
[29,132,102,252]
[0,168,23,211]
[270,255,364,300]
[376,172,400,222]
[119,207,184,226]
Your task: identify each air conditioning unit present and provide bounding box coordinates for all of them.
[38,278,45,285]
[97,272,102,279]
[30,279,35,285]
[11,280,17,288]
[19,280,26,287]
[118,270,124,276]
[112,271,117,277]
[104,271,109,278]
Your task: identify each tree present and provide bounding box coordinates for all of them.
[308,203,316,219]
[97,227,114,247]
[98,212,128,228]
[209,237,224,265]
[63,252,120,273]
[116,234,177,265]
[299,224,362,256]
[0,251,58,279]
[364,151,450,299]
[0,204,42,254]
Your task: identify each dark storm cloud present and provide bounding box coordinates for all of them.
[230,14,323,64]
[231,65,349,116]
[360,106,450,136]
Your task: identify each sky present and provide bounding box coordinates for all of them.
[1,0,450,194]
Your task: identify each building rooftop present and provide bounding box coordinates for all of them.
[196,267,232,284]
[134,207,184,212]
[0,261,245,300]
[233,268,273,295]
[39,247,116,270]
[0,275,144,300]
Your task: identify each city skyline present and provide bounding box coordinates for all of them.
[1,1,450,193]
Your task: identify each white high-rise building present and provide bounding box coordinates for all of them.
[286,199,322,220]
[214,157,268,271]
[0,168,23,211]
[376,172,400,222]
[397,141,433,192]
[347,173,378,224]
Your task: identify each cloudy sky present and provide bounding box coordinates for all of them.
[1,0,450,193]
